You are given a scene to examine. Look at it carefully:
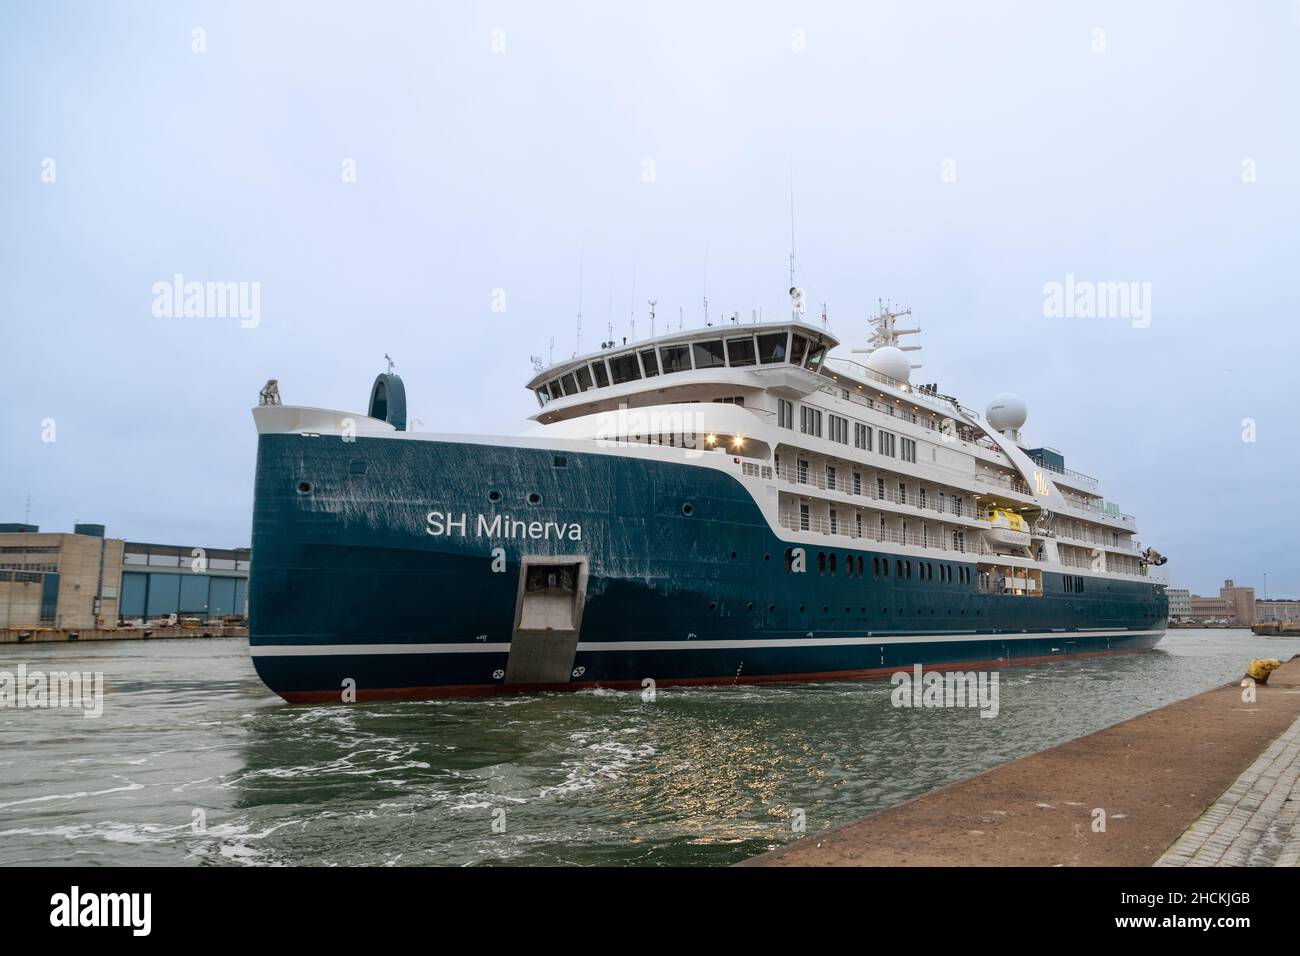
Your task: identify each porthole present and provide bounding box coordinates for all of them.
[763,553,771,561]
[746,602,754,611]
[296,481,313,495]
[527,492,542,505]
[487,490,502,503]
[799,604,806,613]
[730,551,737,560]
[708,601,718,612]
[682,503,695,516]
[768,603,776,612]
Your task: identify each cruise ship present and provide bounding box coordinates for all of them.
[247,300,1167,702]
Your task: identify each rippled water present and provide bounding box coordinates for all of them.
[1,630,1295,866]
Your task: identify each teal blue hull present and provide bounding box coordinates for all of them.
[248,434,1167,702]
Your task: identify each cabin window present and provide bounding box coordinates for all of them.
[561,372,579,396]
[659,344,691,374]
[799,503,810,530]
[900,437,917,463]
[805,342,827,371]
[591,361,610,388]
[852,472,862,495]
[800,407,822,437]
[878,431,896,457]
[757,331,788,364]
[790,334,809,367]
[536,385,551,406]
[692,339,725,369]
[608,353,642,384]
[829,509,838,534]
[829,414,848,444]
[855,422,870,450]
[640,349,660,377]
[574,365,594,391]
[726,336,757,367]
[778,399,794,429]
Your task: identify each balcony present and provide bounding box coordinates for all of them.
[774,462,976,519]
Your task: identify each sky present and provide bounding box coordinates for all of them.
[1,1,1298,597]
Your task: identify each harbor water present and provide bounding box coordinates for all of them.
[1,629,1295,867]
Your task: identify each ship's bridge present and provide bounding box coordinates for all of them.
[526,321,839,424]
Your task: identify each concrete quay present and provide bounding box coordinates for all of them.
[0,626,248,644]
[745,657,1300,867]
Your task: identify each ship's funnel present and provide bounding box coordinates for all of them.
[369,372,407,431]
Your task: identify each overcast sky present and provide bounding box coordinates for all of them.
[2,1,1297,597]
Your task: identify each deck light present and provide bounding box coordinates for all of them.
[732,436,745,449]
[705,434,717,446]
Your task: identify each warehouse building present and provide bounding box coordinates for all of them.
[0,523,247,629]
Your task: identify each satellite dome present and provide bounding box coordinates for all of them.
[986,393,1028,432]
[865,345,911,383]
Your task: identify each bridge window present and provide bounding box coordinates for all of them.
[640,349,660,377]
[591,361,610,388]
[790,334,809,366]
[659,344,691,374]
[561,372,579,396]
[805,342,827,371]
[692,339,725,369]
[574,365,594,391]
[757,331,788,364]
[726,336,757,367]
[536,385,551,406]
[608,353,642,384]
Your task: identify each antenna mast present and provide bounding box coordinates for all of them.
[852,300,922,370]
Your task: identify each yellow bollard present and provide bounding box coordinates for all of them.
[1246,659,1282,684]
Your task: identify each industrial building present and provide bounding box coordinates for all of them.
[0,523,247,629]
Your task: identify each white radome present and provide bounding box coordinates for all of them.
[986,392,1028,431]
[865,345,911,383]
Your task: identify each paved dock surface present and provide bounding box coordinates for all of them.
[1156,712,1300,867]
[744,658,1300,867]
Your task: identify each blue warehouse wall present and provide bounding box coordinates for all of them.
[120,571,248,619]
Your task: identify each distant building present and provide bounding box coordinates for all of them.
[1167,588,1192,619]
[1184,579,1256,625]
[118,541,249,622]
[0,523,247,629]
[0,524,123,628]
[1256,598,1300,623]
